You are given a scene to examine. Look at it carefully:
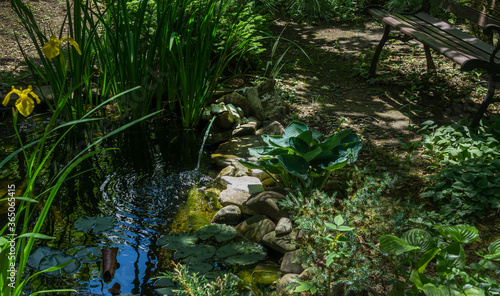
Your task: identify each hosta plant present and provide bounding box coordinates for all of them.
[240,121,362,194]
[380,226,500,296]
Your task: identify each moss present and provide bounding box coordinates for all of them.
[170,186,218,233]
[237,263,282,285]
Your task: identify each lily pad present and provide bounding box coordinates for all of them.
[195,224,238,242]
[28,247,80,277]
[154,277,176,287]
[39,253,81,276]
[27,246,63,270]
[74,216,115,234]
[216,242,267,265]
[155,288,176,296]
[186,262,214,274]
[74,247,103,263]
[174,245,216,262]
[158,234,198,249]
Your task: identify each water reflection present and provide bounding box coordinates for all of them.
[36,119,214,295]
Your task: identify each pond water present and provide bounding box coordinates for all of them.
[1,117,218,295]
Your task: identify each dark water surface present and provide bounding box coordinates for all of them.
[2,117,215,295]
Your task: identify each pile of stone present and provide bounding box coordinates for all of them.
[206,79,307,295]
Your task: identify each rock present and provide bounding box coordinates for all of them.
[216,166,236,180]
[206,129,233,145]
[216,92,250,116]
[281,250,304,274]
[275,217,293,235]
[238,86,264,120]
[261,177,277,187]
[276,273,300,296]
[256,121,285,136]
[235,215,275,243]
[219,176,264,194]
[211,205,242,225]
[217,189,257,215]
[262,230,297,253]
[250,169,270,181]
[211,135,265,168]
[232,119,260,137]
[261,92,288,120]
[244,191,288,220]
[257,78,276,95]
[230,159,251,177]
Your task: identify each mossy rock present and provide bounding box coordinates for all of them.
[238,264,282,285]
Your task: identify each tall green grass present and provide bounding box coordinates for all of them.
[0,87,160,295]
[11,0,255,128]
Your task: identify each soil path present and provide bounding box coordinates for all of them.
[269,20,491,149]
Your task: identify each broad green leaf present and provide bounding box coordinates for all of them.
[239,160,264,170]
[463,287,485,296]
[410,270,424,290]
[289,137,309,155]
[302,146,322,162]
[196,224,237,242]
[435,226,479,244]
[73,216,115,234]
[443,242,466,268]
[325,223,354,232]
[402,228,434,252]
[334,215,345,226]
[380,235,420,255]
[283,121,309,139]
[277,154,309,180]
[297,130,313,144]
[216,242,266,265]
[174,245,216,262]
[485,239,500,260]
[326,251,341,266]
[39,254,80,276]
[422,283,456,296]
[159,234,198,249]
[322,160,348,173]
[321,134,342,151]
[417,248,439,273]
[248,147,276,158]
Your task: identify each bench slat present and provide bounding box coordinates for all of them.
[435,0,500,27]
[368,7,500,71]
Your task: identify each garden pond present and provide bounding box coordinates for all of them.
[0,114,272,295]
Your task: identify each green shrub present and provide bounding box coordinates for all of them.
[380,225,500,295]
[278,171,405,295]
[421,158,500,223]
[257,0,365,21]
[240,121,362,194]
[419,118,500,167]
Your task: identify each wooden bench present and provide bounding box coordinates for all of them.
[366,0,500,128]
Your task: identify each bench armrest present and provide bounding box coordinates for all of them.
[484,24,500,36]
[484,24,500,65]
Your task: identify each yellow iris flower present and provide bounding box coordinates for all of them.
[2,86,41,117]
[42,35,82,60]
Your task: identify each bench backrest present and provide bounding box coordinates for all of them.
[431,0,500,27]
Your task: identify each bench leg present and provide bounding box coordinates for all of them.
[369,25,391,77]
[471,74,496,129]
[423,45,436,72]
